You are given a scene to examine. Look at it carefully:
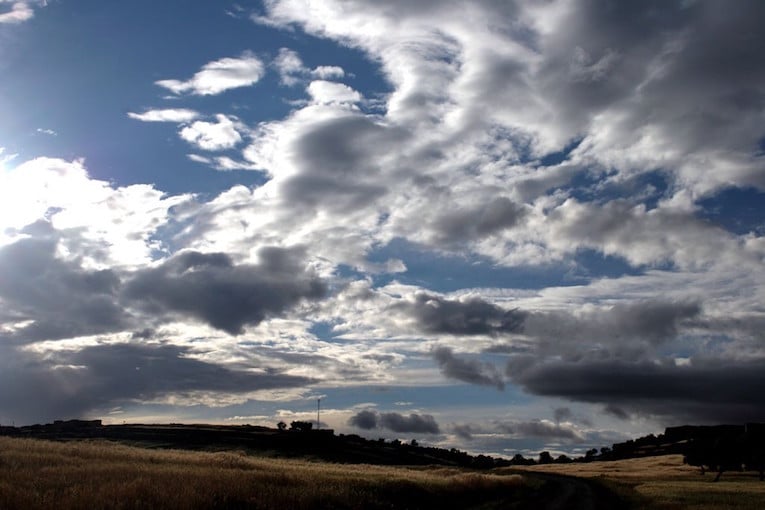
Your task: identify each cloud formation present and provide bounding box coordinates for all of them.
[432,346,505,390]
[0,232,128,342]
[394,293,526,336]
[179,115,244,151]
[0,0,39,24]
[5,0,765,447]
[128,109,200,123]
[0,342,313,424]
[156,52,265,95]
[123,248,328,335]
[509,359,765,424]
[348,410,441,434]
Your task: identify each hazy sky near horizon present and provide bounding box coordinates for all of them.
[1,0,765,457]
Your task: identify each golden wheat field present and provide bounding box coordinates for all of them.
[0,437,526,509]
[514,454,765,510]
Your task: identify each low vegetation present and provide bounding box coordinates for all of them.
[0,437,526,509]
[514,454,765,510]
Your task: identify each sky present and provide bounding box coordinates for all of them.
[1,0,765,458]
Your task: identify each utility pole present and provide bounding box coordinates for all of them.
[317,398,321,430]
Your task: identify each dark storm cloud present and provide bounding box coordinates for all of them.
[123,247,327,335]
[432,346,505,390]
[0,342,314,425]
[553,407,573,424]
[394,293,526,336]
[70,343,313,396]
[380,412,440,434]
[497,420,584,441]
[509,358,765,424]
[523,300,701,353]
[0,234,129,342]
[432,197,527,244]
[347,410,441,434]
[603,404,630,420]
[452,423,475,440]
[0,225,330,342]
[448,419,584,443]
[348,409,378,430]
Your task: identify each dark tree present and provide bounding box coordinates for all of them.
[277,421,287,431]
[290,420,313,432]
[539,451,553,464]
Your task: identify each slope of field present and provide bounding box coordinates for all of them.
[0,437,529,509]
[513,454,765,509]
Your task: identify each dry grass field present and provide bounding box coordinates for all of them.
[513,454,765,509]
[0,437,527,509]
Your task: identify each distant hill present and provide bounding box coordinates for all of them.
[0,419,511,469]
[4,419,764,478]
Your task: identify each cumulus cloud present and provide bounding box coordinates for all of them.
[432,346,505,390]
[156,51,265,95]
[393,293,526,336]
[522,299,702,356]
[312,65,344,80]
[0,1,39,24]
[0,157,190,265]
[179,115,244,151]
[431,197,527,245]
[348,409,378,429]
[348,410,440,434]
[307,80,362,105]
[273,48,347,86]
[0,231,128,342]
[128,109,200,123]
[123,247,328,335]
[273,47,306,86]
[381,412,440,434]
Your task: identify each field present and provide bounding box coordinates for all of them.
[7,436,763,509]
[515,454,765,509]
[0,437,527,509]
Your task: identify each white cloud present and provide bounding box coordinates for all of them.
[312,65,344,80]
[0,157,191,267]
[127,109,200,123]
[179,115,244,151]
[187,153,260,171]
[0,1,38,24]
[307,80,362,105]
[156,51,265,96]
[273,48,347,86]
[0,147,18,166]
[273,47,306,86]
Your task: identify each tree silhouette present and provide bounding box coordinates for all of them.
[290,420,313,432]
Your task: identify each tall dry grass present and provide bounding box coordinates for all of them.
[0,437,525,509]
[512,454,765,510]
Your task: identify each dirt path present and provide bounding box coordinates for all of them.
[518,471,632,510]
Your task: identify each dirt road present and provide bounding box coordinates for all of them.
[517,471,632,510]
